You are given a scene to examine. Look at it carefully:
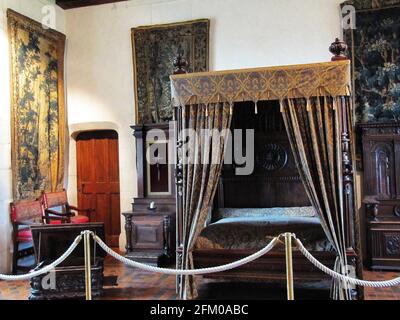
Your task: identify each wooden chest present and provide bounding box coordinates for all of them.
[123,212,173,266]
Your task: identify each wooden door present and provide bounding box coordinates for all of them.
[76,131,121,246]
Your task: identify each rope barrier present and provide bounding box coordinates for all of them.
[294,236,400,288]
[92,233,280,275]
[0,234,82,281]
[1,231,399,291]
[94,232,400,287]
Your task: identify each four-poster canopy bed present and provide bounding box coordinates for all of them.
[170,41,363,300]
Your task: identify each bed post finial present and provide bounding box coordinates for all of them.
[329,38,348,61]
[173,51,188,75]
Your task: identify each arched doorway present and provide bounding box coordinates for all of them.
[76,130,121,246]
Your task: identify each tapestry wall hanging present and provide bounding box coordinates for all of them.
[7,9,66,200]
[132,19,210,124]
[342,0,400,122]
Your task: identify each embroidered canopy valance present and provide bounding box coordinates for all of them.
[171,60,351,106]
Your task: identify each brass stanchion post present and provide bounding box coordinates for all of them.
[285,233,294,300]
[84,231,92,300]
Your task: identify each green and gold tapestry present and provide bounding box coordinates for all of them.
[132,19,209,124]
[7,10,66,200]
[342,0,400,122]
[343,0,400,10]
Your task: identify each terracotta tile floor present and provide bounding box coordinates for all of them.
[0,255,399,300]
[363,270,400,300]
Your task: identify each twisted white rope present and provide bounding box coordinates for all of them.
[294,237,400,288]
[93,233,280,275]
[2,230,399,289]
[0,234,82,281]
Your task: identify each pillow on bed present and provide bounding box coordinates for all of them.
[214,207,317,219]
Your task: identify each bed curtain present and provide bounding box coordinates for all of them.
[280,95,353,300]
[179,102,232,300]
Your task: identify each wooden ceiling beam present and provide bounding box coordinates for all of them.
[56,0,128,10]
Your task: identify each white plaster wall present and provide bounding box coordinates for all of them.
[65,0,346,251]
[0,0,65,273]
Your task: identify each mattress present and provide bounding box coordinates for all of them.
[195,207,334,252]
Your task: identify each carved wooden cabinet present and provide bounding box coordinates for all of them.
[125,123,176,266]
[361,123,400,270]
[123,212,173,266]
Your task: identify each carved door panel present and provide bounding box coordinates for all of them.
[76,131,121,247]
[131,216,164,250]
[369,141,395,199]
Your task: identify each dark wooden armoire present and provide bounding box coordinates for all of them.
[361,123,400,270]
[123,123,175,266]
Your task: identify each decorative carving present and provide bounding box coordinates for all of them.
[330,38,348,61]
[360,122,400,135]
[174,57,188,255]
[394,206,400,218]
[369,203,379,221]
[385,235,400,256]
[369,142,394,199]
[29,267,104,300]
[163,215,171,256]
[173,52,189,75]
[176,247,184,293]
[340,100,356,250]
[256,143,288,171]
[365,202,379,221]
[124,214,133,253]
[176,247,183,270]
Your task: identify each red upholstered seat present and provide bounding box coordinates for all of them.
[49,219,62,225]
[71,215,89,224]
[49,215,89,224]
[17,229,32,242]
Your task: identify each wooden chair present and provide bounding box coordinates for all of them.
[10,200,45,274]
[41,190,94,225]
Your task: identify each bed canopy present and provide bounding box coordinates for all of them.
[170,54,361,300]
[171,61,351,106]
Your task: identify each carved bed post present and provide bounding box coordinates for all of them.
[339,95,355,249]
[330,38,364,299]
[172,53,188,292]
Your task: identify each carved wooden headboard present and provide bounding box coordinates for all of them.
[215,100,311,209]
